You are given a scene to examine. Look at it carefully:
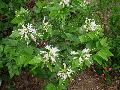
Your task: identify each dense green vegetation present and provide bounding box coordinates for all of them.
[0,0,120,89]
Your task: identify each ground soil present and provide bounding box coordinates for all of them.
[0,69,119,90]
[0,70,45,90]
[68,69,120,90]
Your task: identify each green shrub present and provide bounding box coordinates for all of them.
[1,0,119,89]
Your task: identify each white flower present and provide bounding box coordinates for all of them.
[79,57,83,63]
[57,71,68,80]
[83,53,92,60]
[50,47,60,57]
[43,53,49,61]
[63,63,66,68]
[84,0,91,4]
[60,0,70,7]
[66,68,73,77]
[82,48,92,60]
[18,25,29,40]
[82,48,90,53]
[57,67,73,80]
[30,34,36,42]
[40,45,59,63]
[40,51,49,61]
[51,56,56,63]
[90,21,97,31]
[83,18,99,32]
[45,45,51,50]
[40,51,46,54]
[18,23,37,41]
[64,0,70,6]
[45,45,59,57]
[73,57,77,60]
[70,51,79,55]
[18,25,28,36]
[27,23,36,34]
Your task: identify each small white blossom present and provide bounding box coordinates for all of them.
[30,34,36,42]
[84,0,91,4]
[66,68,73,77]
[82,48,90,53]
[60,0,70,7]
[50,47,60,57]
[45,45,51,50]
[50,56,56,63]
[57,71,68,80]
[43,53,49,61]
[42,16,52,32]
[64,0,70,6]
[70,51,79,55]
[63,63,66,68]
[57,65,73,80]
[73,57,77,60]
[18,23,37,41]
[83,18,100,32]
[40,45,59,63]
[27,23,36,34]
[82,48,92,60]
[18,25,28,38]
[40,51,46,54]
[90,21,97,31]
[83,53,92,60]
[79,57,83,63]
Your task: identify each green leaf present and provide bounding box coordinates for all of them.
[24,46,34,55]
[86,41,96,49]
[19,7,28,14]
[65,33,79,41]
[46,83,56,90]
[79,35,90,43]
[7,63,20,78]
[2,39,18,46]
[16,55,26,66]
[0,1,7,9]
[97,48,113,61]
[29,56,42,64]
[72,59,80,68]
[11,16,24,24]
[87,32,97,40]
[36,1,44,9]
[84,60,91,67]
[10,30,21,38]
[0,45,3,53]
[93,55,103,65]
[100,38,108,47]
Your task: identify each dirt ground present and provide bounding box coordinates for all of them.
[0,70,45,90]
[0,69,120,90]
[68,69,120,90]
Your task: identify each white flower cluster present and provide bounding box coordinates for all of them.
[57,63,73,80]
[82,48,91,60]
[59,0,70,7]
[40,45,59,63]
[80,0,91,7]
[70,51,79,55]
[18,23,37,42]
[43,16,50,32]
[79,48,92,64]
[71,48,92,64]
[83,18,100,32]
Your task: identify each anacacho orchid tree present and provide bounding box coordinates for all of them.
[0,0,113,89]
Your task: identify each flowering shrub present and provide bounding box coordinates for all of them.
[0,0,116,89]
